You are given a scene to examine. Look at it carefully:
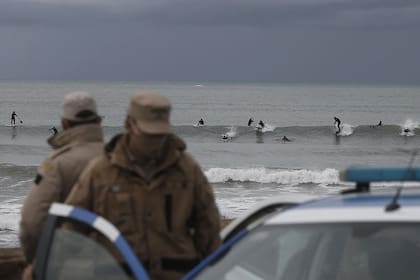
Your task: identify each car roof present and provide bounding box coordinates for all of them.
[266,187,420,225]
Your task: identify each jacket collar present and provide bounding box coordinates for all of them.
[48,124,103,149]
[109,133,186,182]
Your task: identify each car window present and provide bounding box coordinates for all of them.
[45,228,131,280]
[222,202,297,242]
[197,227,320,280]
[196,223,420,280]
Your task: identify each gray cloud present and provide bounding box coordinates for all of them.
[1,0,420,27]
[0,0,419,84]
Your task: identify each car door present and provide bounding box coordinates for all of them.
[34,203,150,280]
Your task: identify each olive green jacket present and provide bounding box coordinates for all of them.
[65,133,221,280]
[19,124,103,262]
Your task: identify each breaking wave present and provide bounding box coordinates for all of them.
[205,167,341,186]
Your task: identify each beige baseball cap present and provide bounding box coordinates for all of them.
[61,91,99,121]
[128,92,172,134]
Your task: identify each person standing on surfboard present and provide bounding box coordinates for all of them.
[334,117,341,135]
[11,111,18,125]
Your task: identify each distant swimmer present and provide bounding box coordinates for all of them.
[198,118,204,126]
[248,118,254,127]
[221,134,231,141]
[370,120,383,128]
[276,135,291,142]
[258,120,265,129]
[49,126,58,135]
[333,117,341,135]
[282,136,291,142]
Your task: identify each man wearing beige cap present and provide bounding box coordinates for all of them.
[65,92,221,279]
[19,91,104,264]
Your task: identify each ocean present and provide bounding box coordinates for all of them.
[1,81,420,247]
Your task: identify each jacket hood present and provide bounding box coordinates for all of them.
[48,124,103,149]
[106,133,186,180]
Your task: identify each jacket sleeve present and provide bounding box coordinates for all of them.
[191,163,222,258]
[19,159,62,263]
[60,163,97,237]
[64,162,95,211]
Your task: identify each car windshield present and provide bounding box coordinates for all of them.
[196,223,420,280]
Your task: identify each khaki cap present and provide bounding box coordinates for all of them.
[62,91,98,122]
[128,92,172,134]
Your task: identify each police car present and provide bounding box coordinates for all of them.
[188,167,420,280]
[34,167,420,280]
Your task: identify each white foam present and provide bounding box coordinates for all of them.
[205,167,340,185]
[221,126,237,140]
[0,198,24,246]
[400,118,419,136]
[5,179,32,189]
[337,123,354,136]
[255,123,276,133]
[0,200,21,234]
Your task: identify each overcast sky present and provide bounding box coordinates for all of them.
[0,0,419,84]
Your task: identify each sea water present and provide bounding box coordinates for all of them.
[1,81,420,247]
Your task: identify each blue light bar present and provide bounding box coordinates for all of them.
[340,168,420,182]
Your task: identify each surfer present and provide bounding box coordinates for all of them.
[198,118,204,126]
[221,134,231,141]
[11,111,18,125]
[50,126,58,135]
[334,117,341,135]
[258,120,265,129]
[248,118,254,126]
[377,120,382,126]
[282,136,291,142]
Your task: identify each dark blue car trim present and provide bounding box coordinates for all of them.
[48,203,150,280]
[182,229,249,280]
[342,167,420,182]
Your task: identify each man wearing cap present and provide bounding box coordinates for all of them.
[65,92,221,279]
[19,91,103,264]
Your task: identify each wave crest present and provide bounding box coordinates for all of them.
[205,167,340,185]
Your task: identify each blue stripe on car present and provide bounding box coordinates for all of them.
[342,167,420,182]
[69,207,97,225]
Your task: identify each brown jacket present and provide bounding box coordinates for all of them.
[65,133,221,280]
[19,124,103,262]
